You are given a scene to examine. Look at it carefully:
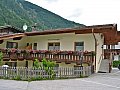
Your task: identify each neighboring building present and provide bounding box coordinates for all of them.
[0,25,24,35]
[114,55,120,61]
[0,24,118,73]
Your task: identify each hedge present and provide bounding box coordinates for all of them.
[113,61,120,67]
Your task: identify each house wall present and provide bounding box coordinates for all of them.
[17,61,26,67]
[0,33,95,51]
[23,33,95,51]
[28,61,33,67]
[59,62,76,68]
[0,39,7,48]
[94,33,104,72]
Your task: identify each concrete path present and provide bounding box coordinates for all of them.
[0,68,120,90]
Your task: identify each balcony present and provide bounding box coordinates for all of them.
[0,48,95,65]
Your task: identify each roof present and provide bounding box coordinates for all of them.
[0,24,118,45]
[85,24,116,28]
[25,24,117,36]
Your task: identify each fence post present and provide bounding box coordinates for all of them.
[88,66,90,76]
[27,67,30,80]
[83,67,85,76]
[59,67,61,78]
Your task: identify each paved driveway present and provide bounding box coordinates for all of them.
[0,68,120,90]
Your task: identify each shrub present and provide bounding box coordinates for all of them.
[33,59,40,68]
[13,75,21,80]
[42,58,56,76]
[113,61,120,67]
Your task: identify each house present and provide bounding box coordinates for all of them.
[0,25,24,35]
[0,24,118,73]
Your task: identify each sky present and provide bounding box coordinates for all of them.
[26,0,120,30]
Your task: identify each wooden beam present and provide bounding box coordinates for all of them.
[13,37,22,40]
[0,34,25,40]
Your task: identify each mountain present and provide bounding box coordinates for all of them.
[0,0,85,31]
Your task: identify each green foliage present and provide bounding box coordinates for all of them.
[13,75,21,80]
[33,58,56,78]
[41,58,56,77]
[113,61,120,67]
[79,75,88,78]
[33,58,56,77]
[42,58,56,67]
[0,52,3,65]
[0,0,85,31]
[33,59,40,68]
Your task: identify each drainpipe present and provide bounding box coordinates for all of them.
[92,28,97,72]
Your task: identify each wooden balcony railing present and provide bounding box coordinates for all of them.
[0,49,95,65]
[104,49,117,59]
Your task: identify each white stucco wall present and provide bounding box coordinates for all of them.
[0,33,95,51]
[0,40,6,48]
[28,61,33,67]
[17,61,26,67]
[22,33,95,51]
[94,33,104,72]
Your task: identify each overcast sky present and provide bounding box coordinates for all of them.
[26,0,120,30]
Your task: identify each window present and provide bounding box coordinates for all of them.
[75,42,84,51]
[33,43,37,50]
[6,41,18,49]
[48,42,60,50]
[27,43,29,46]
[26,43,32,50]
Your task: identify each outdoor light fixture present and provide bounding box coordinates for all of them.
[23,23,28,32]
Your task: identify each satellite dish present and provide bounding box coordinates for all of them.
[23,24,28,31]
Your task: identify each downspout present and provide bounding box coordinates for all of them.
[92,28,97,72]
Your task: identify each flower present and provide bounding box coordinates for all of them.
[39,50,49,53]
[10,48,17,53]
[67,51,73,54]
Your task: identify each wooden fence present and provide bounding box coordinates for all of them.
[0,66,93,80]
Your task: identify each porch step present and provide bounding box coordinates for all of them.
[98,59,109,73]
